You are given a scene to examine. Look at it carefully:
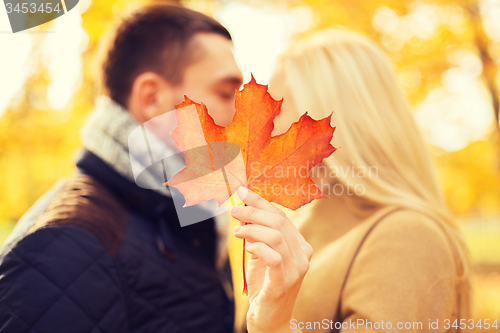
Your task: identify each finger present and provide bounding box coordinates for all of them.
[231,205,302,260]
[234,224,293,267]
[235,187,310,248]
[234,187,313,264]
[245,241,286,288]
[237,186,286,217]
[231,206,284,227]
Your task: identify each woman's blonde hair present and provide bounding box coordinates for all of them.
[271,28,471,320]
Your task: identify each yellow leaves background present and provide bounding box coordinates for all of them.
[0,0,499,322]
[2,0,498,226]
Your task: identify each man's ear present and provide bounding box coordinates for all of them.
[127,72,175,124]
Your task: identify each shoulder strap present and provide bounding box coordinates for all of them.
[332,206,403,332]
[28,174,129,258]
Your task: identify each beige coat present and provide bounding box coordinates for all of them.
[235,198,464,332]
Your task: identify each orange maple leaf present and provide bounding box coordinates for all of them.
[165,76,337,211]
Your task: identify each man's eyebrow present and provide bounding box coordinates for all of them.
[217,76,244,87]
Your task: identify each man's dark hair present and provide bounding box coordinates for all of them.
[97,3,232,107]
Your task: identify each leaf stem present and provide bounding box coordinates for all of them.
[242,204,248,296]
[220,166,247,295]
[242,236,248,296]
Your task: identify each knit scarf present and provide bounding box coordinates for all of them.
[80,96,229,271]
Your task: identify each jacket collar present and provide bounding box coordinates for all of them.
[75,148,177,222]
[75,148,218,266]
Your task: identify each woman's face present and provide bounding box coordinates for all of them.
[268,70,302,136]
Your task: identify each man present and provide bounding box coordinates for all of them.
[0,3,243,332]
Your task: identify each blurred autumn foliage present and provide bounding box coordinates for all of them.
[293,0,500,217]
[0,0,499,321]
[0,0,148,222]
[2,0,500,222]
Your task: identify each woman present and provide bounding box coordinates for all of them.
[230,29,471,332]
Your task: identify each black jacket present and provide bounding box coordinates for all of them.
[0,149,234,333]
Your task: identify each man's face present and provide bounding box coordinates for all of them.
[174,33,243,126]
